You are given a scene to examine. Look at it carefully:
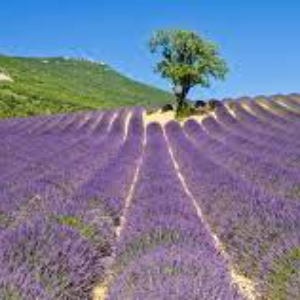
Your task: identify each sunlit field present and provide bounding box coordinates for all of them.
[0,95,299,299]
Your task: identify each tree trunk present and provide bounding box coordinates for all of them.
[173,84,189,112]
[176,95,185,111]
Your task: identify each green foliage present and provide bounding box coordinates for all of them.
[207,99,222,111]
[194,100,206,109]
[266,247,300,299]
[116,229,182,270]
[150,30,228,109]
[0,55,174,118]
[0,211,14,229]
[161,103,174,112]
[0,284,22,300]
[175,101,198,120]
[53,214,98,241]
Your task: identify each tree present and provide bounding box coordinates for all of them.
[149,30,228,111]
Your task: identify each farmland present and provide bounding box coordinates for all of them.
[0,94,300,299]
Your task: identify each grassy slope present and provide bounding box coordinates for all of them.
[0,55,174,118]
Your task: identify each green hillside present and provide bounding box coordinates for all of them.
[0,55,174,118]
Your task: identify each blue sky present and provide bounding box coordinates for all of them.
[1,0,299,99]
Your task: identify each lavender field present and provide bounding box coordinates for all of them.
[0,95,300,300]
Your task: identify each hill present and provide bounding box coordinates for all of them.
[0,55,174,118]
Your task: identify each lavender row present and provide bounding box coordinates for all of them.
[67,108,145,224]
[184,119,300,201]
[200,115,300,173]
[259,96,300,121]
[0,110,127,215]
[0,113,55,135]
[0,110,113,186]
[0,109,93,136]
[226,102,300,146]
[0,110,143,299]
[0,111,98,173]
[165,121,300,298]
[246,97,300,126]
[244,99,300,135]
[0,109,104,157]
[214,105,300,156]
[107,123,242,300]
[0,213,114,300]
[274,95,300,114]
[242,99,300,137]
[217,103,299,149]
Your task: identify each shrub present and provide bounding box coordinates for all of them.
[161,104,174,112]
[207,99,222,110]
[176,102,197,119]
[194,100,206,109]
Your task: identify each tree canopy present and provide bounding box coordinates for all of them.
[150,30,228,109]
